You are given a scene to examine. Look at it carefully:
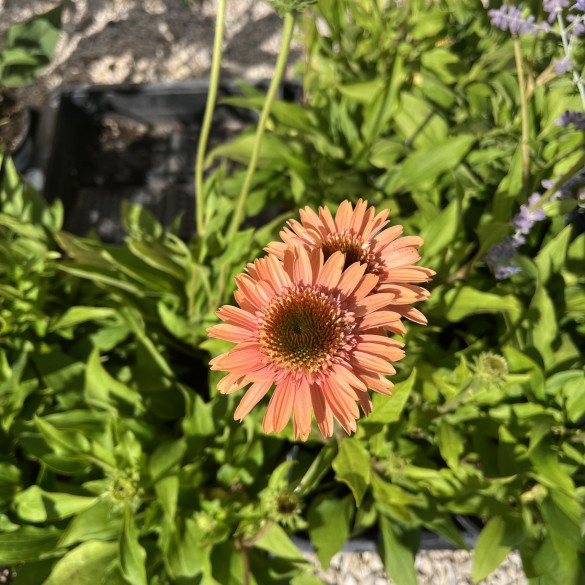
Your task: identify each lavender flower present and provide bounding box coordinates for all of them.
[567,12,585,33]
[512,193,547,234]
[555,110,585,129]
[573,0,585,10]
[554,57,573,73]
[488,4,545,34]
[486,236,521,279]
[544,0,570,22]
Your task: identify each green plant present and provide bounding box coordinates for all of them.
[0,0,584,584]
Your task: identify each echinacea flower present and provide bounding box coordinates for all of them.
[208,247,408,440]
[265,199,434,332]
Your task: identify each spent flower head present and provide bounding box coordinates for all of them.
[474,352,509,384]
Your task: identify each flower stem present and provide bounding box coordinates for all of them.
[227,12,296,241]
[513,37,530,184]
[194,0,227,237]
[557,12,585,109]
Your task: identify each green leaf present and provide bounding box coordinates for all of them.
[13,486,97,523]
[437,420,464,469]
[535,225,572,283]
[419,198,460,258]
[332,439,371,507]
[0,526,60,564]
[529,283,557,370]
[363,370,416,425]
[378,516,418,585]
[540,490,584,551]
[255,523,306,562]
[307,494,353,569]
[443,287,522,321]
[395,134,475,191]
[563,374,585,423]
[119,508,147,585]
[60,500,124,547]
[1,7,62,87]
[43,541,118,585]
[84,348,144,414]
[50,306,118,330]
[472,516,523,583]
[34,416,91,456]
[166,518,213,580]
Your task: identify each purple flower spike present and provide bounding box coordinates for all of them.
[544,0,570,21]
[555,110,585,130]
[573,0,585,10]
[512,193,546,234]
[488,4,546,34]
[494,264,522,279]
[554,58,573,73]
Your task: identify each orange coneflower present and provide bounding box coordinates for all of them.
[207,247,407,440]
[265,199,434,331]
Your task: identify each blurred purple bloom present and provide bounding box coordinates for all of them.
[554,58,573,73]
[488,4,544,34]
[573,0,585,10]
[486,236,522,279]
[512,193,546,234]
[486,236,517,265]
[555,110,585,129]
[567,12,585,33]
[494,264,522,279]
[544,0,570,21]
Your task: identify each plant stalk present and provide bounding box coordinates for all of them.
[513,37,530,184]
[227,12,296,241]
[194,0,227,237]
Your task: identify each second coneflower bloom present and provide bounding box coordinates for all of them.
[208,247,407,440]
[265,199,434,332]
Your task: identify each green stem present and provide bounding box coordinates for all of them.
[513,37,530,184]
[194,0,227,237]
[227,12,296,241]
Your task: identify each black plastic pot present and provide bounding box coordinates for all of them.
[26,80,301,242]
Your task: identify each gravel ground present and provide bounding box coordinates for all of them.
[1,1,529,583]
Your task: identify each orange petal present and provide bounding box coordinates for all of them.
[207,323,254,343]
[263,379,295,434]
[310,383,334,438]
[337,262,368,298]
[384,267,435,282]
[359,311,403,330]
[293,377,312,441]
[216,305,257,330]
[352,350,397,374]
[234,380,273,420]
[316,251,344,289]
[293,246,313,286]
[354,293,400,317]
[335,200,353,231]
[347,273,379,303]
